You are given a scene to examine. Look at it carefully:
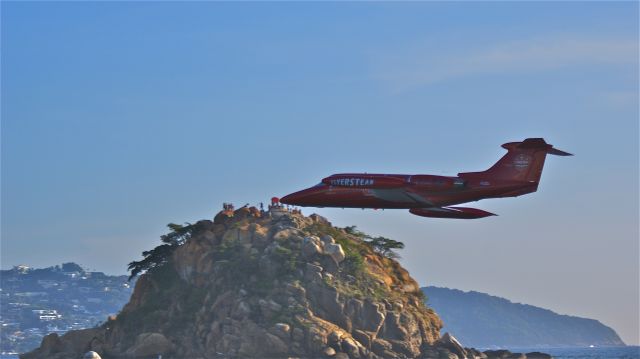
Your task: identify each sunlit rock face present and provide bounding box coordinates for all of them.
[22,207,452,359]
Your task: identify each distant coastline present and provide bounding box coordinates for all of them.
[501,346,639,359]
[423,286,626,348]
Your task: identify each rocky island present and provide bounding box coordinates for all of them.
[22,205,551,359]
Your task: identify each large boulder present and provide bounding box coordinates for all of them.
[437,332,467,359]
[484,349,514,359]
[125,332,173,357]
[324,242,346,263]
[83,351,101,359]
[302,236,324,258]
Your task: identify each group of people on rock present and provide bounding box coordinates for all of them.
[220,200,302,218]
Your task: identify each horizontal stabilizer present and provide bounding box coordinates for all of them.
[547,147,573,156]
[410,207,496,219]
[513,138,573,156]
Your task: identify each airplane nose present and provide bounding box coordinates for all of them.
[280,194,294,204]
[281,187,316,206]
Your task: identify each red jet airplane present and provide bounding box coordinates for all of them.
[280,138,572,219]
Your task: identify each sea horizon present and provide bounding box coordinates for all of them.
[498,345,640,359]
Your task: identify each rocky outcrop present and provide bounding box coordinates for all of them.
[22,207,552,359]
[22,208,444,358]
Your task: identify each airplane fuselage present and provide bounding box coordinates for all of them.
[280,138,571,219]
[281,173,537,209]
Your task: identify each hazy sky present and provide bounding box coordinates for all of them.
[2,1,638,345]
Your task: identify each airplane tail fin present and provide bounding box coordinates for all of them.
[459,138,572,183]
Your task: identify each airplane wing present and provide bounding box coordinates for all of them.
[409,206,496,219]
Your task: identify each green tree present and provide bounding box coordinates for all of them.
[127,223,194,281]
[61,262,84,273]
[365,236,405,259]
[345,225,405,259]
[344,225,365,237]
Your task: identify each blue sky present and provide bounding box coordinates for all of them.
[2,2,638,345]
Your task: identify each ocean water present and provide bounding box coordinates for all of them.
[2,346,639,358]
[504,346,640,359]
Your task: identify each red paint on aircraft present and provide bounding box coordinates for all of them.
[280,138,572,219]
[321,174,406,188]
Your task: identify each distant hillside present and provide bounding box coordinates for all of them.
[422,286,625,348]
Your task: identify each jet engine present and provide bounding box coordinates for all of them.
[410,207,495,219]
